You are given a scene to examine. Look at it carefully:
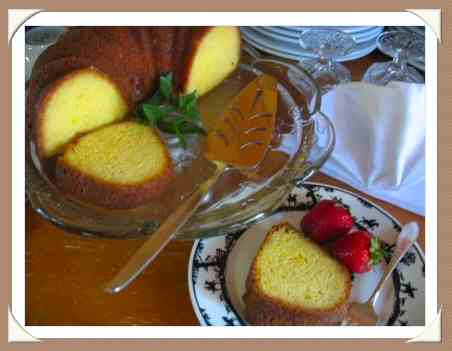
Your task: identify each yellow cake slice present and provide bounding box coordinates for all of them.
[55,121,173,209]
[181,26,241,96]
[35,68,129,158]
[243,223,351,325]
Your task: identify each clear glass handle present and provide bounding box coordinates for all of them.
[25,27,66,81]
[292,111,335,184]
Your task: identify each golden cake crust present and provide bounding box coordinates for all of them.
[243,223,352,326]
[55,124,174,209]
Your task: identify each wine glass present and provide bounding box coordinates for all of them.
[292,28,357,94]
[362,30,424,86]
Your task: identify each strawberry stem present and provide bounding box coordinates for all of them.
[369,237,390,265]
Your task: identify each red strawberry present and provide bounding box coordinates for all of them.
[330,231,389,273]
[301,200,354,243]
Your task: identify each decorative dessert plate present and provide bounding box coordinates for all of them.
[188,182,425,326]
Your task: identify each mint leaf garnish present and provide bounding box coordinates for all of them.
[159,72,173,101]
[136,73,206,147]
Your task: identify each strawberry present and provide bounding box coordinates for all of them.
[330,230,389,273]
[301,200,354,243]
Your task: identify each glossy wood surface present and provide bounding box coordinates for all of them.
[26,49,425,326]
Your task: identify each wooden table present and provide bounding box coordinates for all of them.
[26,50,425,326]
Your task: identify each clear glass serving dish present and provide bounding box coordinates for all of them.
[26,51,335,240]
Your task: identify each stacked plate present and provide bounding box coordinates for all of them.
[240,26,384,62]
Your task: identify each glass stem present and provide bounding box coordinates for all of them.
[318,54,333,70]
[393,49,408,71]
[327,58,334,71]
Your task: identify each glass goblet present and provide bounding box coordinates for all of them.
[294,28,357,94]
[362,30,424,86]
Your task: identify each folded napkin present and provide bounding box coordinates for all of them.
[320,81,425,216]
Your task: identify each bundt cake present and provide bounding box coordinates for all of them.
[243,223,351,325]
[28,26,241,159]
[55,121,174,209]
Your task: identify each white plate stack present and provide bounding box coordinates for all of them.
[240,26,384,62]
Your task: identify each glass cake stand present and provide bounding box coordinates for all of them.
[26,52,335,240]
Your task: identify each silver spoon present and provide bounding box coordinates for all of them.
[346,222,419,325]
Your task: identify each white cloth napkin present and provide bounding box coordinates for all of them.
[320,81,425,216]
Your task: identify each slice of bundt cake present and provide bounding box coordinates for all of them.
[243,223,351,325]
[35,67,129,158]
[55,121,173,209]
[28,26,241,159]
